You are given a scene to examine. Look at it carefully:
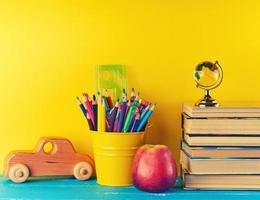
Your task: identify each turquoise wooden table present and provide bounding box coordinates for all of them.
[0,176,259,200]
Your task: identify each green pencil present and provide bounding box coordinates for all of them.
[102,95,110,110]
[123,96,139,132]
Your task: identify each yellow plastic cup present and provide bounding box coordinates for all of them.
[91,131,145,186]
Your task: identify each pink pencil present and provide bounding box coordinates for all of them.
[88,97,93,108]
[82,93,95,125]
[106,119,110,131]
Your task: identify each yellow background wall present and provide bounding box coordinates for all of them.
[1,0,260,173]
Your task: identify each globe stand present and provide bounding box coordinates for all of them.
[195,90,219,107]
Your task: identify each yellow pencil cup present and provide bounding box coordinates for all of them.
[91,131,145,186]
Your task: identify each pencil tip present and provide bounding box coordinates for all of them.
[76,96,82,104]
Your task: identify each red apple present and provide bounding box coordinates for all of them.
[132,144,177,192]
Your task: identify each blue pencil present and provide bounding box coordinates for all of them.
[77,96,87,117]
[128,115,136,132]
[131,113,140,132]
[137,104,156,132]
[117,97,127,132]
[77,96,95,130]
[140,104,150,120]
[141,121,147,132]
[108,101,119,132]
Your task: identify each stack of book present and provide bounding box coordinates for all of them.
[181,103,260,190]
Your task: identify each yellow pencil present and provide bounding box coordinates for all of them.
[97,92,102,132]
[101,99,106,132]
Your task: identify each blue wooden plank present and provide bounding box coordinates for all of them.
[0,176,260,200]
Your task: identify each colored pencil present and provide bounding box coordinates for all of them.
[139,100,149,113]
[140,104,150,119]
[107,106,116,127]
[106,119,110,131]
[128,107,139,131]
[141,121,147,132]
[131,113,140,132]
[117,97,127,132]
[113,108,121,132]
[108,106,115,115]
[106,89,113,109]
[122,88,127,99]
[124,100,131,119]
[77,96,87,117]
[108,101,119,132]
[123,96,139,132]
[78,88,156,133]
[102,96,110,110]
[86,113,94,130]
[97,92,102,132]
[137,104,156,132]
[128,115,135,132]
[101,99,106,131]
[83,93,95,125]
[130,88,135,103]
[92,95,97,131]
[88,98,93,108]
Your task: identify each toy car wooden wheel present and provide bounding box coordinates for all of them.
[73,162,93,181]
[9,163,29,183]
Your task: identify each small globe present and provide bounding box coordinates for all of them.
[194,61,223,90]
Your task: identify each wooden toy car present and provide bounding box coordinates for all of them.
[3,137,95,183]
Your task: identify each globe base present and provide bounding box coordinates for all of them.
[195,90,219,107]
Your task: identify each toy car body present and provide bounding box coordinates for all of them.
[3,137,95,183]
